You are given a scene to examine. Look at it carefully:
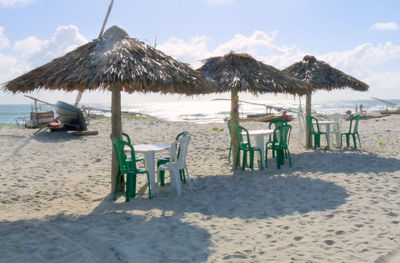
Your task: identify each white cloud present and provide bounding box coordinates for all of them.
[0,0,35,7]
[370,22,398,31]
[0,25,87,85]
[158,30,284,68]
[0,26,10,50]
[13,36,49,57]
[207,0,233,5]
[158,36,211,68]
[156,30,400,100]
[2,28,400,102]
[12,25,87,66]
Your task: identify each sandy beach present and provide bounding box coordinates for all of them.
[1,114,400,262]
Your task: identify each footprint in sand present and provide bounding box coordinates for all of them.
[324,240,335,245]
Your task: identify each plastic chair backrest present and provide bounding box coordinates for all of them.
[348,115,360,133]
[122,132,131,144]
[306,116,321,133]
[176,131,188,140]
[110,137,138,174]
[269,119,287,130]
[169,135,191,168]
[236,125,251,148]
[275,124,292,148]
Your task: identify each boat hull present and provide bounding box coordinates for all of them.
[55,101,87,131]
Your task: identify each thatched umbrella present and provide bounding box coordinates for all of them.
[3,25,213,192]
[283,55,369,147]
[198,52,307,168]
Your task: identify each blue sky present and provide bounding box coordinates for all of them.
[0,0,399,104]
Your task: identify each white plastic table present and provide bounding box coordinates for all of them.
[315,120,339,148]
[245,129,274,170]
[133,143,171,197]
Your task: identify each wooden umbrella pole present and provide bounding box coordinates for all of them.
[231,87,240,169]
[305,91,312,148]
[111,82,123,193]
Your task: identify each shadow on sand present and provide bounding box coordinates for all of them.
[94,173,349,220]
[0,211,211,263]
[291,150,400,174]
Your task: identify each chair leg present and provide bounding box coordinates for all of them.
[357,134,361,148]
[352,134,357,149]
[242,150,247,170]
[325,133,329,149]
[265,147,269,168]
[172,169,182,196]
[131,174,137,198]
[125,174,132,202]
[346,134,350,147]
[276,149,282,169]
[249,150,254,169]
[286,148,292,167]
[184,167,193,191]
[159,170,165,186]
[180,169,186,183]
[146,172,151,199]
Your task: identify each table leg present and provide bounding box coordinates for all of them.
[334,123,340,148]
[255,135,264,170]
[325,124,331,148]
[143,152,156,198]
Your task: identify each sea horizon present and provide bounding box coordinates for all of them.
[1,98,399,126]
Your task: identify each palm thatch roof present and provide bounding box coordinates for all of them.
[198,52,307,95]
[3,26,213,95]
[283,55,369,91]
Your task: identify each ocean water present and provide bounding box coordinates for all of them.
[1,99,399,125]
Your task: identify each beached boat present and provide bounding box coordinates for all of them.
[55,101,87,131]
[371,97,400,115]
[240,114,293,123]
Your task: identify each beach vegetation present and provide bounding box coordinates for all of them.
[122,114,158,120]
[379,141,384,146]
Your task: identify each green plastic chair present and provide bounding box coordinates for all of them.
[341,115,361,149]
[266,119,288,158]
[157,131,188,185]
[110,136,151,202]
[266,124,292,169]
[306,116,328,148]
[236,125,263,170]
[122,133,144,163]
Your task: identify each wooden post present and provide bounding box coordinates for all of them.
[305,91,312,148]
[111,82,123,193]
[231,88,240,168]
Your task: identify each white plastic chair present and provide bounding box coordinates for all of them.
[297,112,307,146]
[329,113,343,148]
[157,135,192,196]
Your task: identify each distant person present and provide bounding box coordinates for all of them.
[355,104,358,113]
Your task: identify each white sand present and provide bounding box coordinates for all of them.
[1,114,400,262]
